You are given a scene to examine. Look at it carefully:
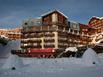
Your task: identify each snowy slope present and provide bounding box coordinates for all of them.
[82,48,100,66]
[0,53,103,77]
[0,56,103,77]
[0,41,103,77]
[0,40,20,58]
[0,40,20,67]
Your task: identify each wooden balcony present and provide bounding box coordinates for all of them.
[58,39,67,43]
[44,33,55,37]
[23,43,42,48]
[21,39,29,43]
[21,44,28,49]
[21,38,42,43]
[42,25,58,31]
[44,44,55,48]
[44,39,55,42]
[42,22,67,27]
[28,39,42,43]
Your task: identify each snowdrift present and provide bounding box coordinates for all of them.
[0,40,20,57]
[0,49,103,77]
[82,48,100,66]
[2,53,23,69]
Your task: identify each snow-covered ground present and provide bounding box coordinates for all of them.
[0,40,20,58]
[0,41,103,77]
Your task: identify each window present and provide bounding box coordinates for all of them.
[24,23,28,25]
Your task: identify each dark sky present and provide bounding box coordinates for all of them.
[0,0,103,29]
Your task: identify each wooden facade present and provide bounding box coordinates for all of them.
[21,10,96,51]
[89,16,103,33]
[88,17,103,45]
[42,10,68,26]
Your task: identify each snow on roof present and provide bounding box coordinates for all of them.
[70,21,79,24]
[41,10,68,18]
[0,35,8,39]
[92,16,103,19]
[65,47,78,52]
[89,16,103,24]
[0,29,7,31]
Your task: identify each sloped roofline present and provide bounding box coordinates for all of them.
[88,16,103,24]
[41,9,68,18]
[92,16,103,19]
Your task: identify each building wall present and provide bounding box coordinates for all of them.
[21,24,92,50]
[42,11,68,26]
[89,17,103,33]
[0,29,8,36]
[88,17,103,45]
[0,28,21,40]
[21,10,102,51]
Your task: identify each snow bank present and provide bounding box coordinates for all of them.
[82,48,100,66]
[2,54,23,69]
[0,40,20,57]
[0,54,103,77]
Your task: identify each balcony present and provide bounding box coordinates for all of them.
[58,39,67,43]
[21,39,29,43]
[28,39,42,43]
[44,37,55,39]
[42,25,58,31]
[21,44,28,48]
[26,43,42,48]
[22,25,59,34]
[58,37,67,40]
[44,33,55,37]
[44,39,55,42]
[44,44,55,48]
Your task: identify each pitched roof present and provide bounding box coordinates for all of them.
[92,16,103,19]
[88,16,103,25]
[41,9,68,18]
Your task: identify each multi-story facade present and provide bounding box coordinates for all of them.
[21,10,68,50]
[7,28,21,40]
[21,10,94,52]
[89,16,103,33]
[0,29,8,37]
[88,16,103,44]
[10,10,103,58]
[88,16,103,53]
[0,28,21,40]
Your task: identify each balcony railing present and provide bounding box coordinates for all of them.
[44,39,55,42]
[21,25,58,33]
[44,44,55,48]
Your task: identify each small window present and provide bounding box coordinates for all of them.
[25,23,28,25]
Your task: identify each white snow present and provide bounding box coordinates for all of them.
[41,10,68,18]
[0,41,103,77]
[0,40,20,57]
[0,35,8,39]
[2,53,23,69]
[65,47,78,52]
[0,55,103,77]
[82,48,100,66]
[57,47,77,57]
